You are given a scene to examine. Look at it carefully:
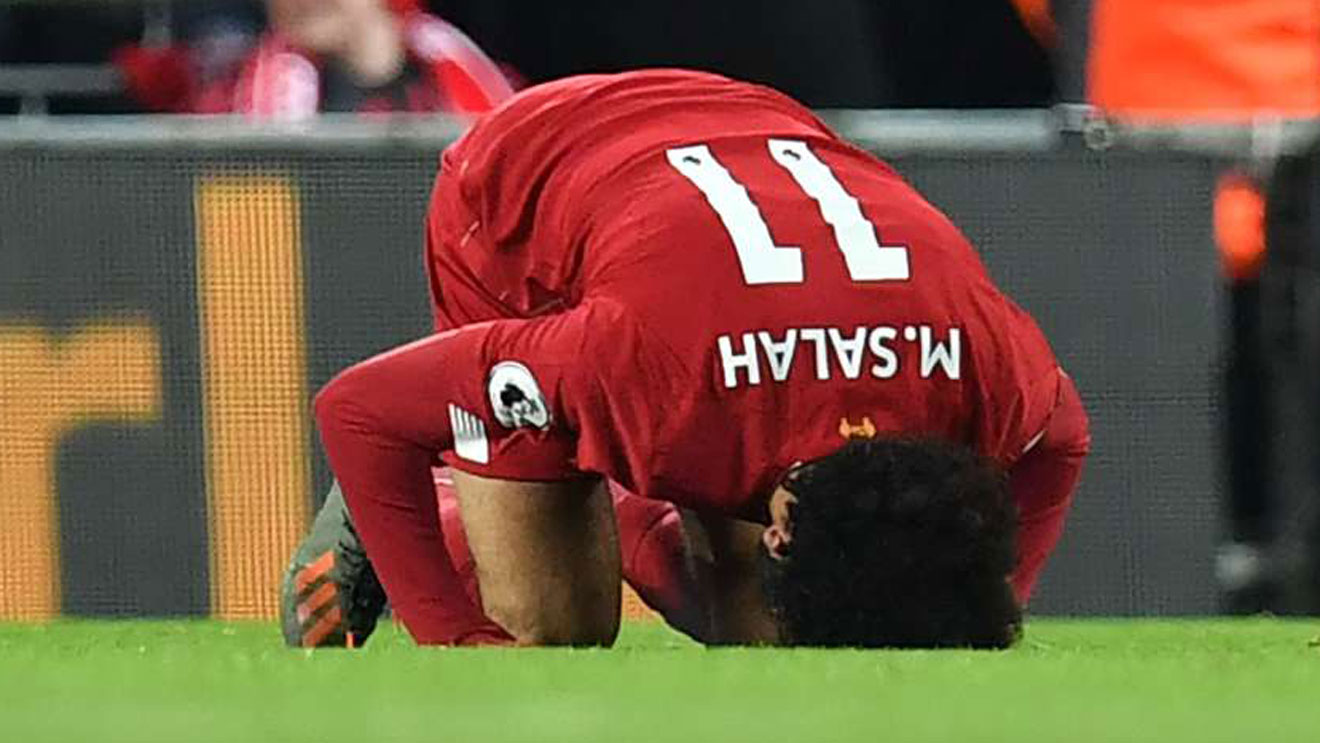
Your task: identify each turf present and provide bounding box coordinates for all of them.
[2,619,1319,743]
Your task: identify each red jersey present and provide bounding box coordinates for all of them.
[316,70,1079,643]
[423,69,1061,518]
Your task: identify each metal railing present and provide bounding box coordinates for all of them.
[0,0,181,112]
[0,109,1314,161]
[0,65,124,115]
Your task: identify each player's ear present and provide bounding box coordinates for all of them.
[761,523,792,561]
[763,484,798,561]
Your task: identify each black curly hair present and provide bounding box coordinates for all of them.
[761,437,1021,649]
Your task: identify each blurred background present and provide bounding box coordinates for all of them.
[1,0,1318,624]
[0,0,1071,115]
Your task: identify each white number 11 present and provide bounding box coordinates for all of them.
[666,139,911,285]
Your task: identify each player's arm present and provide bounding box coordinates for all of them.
[315,312,617,645]
[610,487,713,643]
[314,329,512,645]
[1006,373,1090,604]
[681,511,780,645]
[450,470,620,645]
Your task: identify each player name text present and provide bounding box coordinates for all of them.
[716,325,962,389]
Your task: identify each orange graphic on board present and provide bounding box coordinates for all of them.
[0,318,161,619]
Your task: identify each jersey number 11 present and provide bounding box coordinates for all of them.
[667,139,911,286]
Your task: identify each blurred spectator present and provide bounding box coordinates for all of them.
[181,2,265,106]
[223,0,511,116]
[113,2,264,114]
[118,0,511,116]
[10,0,1058,115]
[1089,0,1320,120]
[1087,0,1320,614]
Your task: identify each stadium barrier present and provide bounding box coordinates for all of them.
[0,112,1262,621]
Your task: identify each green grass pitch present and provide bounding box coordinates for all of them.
[3,618,1319,742]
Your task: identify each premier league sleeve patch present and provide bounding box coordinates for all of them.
[487,361,552,430]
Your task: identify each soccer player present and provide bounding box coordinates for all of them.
[312,69,1091,647]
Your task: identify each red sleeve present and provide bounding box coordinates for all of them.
[314,313,589,644]
[1006,373,1090,605]
[410,14,516,113]
[610,484,708,640]
[974,305,1065,469]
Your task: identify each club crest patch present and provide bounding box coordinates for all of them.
[487,361,551,430]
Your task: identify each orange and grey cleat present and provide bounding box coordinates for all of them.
[280,482,387,648]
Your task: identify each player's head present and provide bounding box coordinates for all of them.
[760,437,1021,649]
[269,0,403,53]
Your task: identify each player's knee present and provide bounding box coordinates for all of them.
[312,380,343,432]
[488,596,619,648]
[513,624,616,648]
[313,364,374,433]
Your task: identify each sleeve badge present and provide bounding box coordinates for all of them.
[487,360,552,430]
